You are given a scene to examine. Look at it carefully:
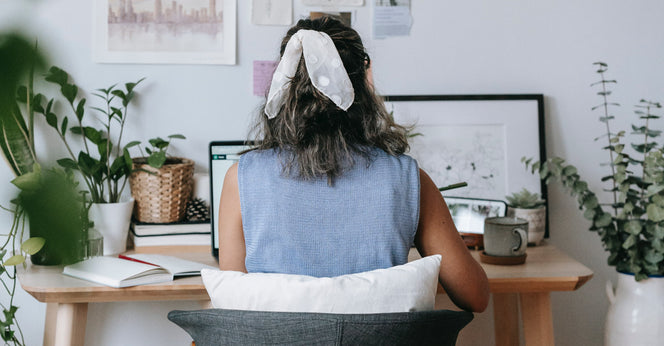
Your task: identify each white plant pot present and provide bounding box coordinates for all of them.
[89,198,134,255]
[605,272,664,345]
[506,206,546,245]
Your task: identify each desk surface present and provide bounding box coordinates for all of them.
[19,242,593,304]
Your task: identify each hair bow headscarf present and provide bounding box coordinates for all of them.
[264,30,355,119]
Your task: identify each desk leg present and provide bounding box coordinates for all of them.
[492,293,520,346]
[520,292,554,346]
[44,303,88,346]
[43,303,58,346]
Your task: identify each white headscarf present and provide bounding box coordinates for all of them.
[264,30,355,119]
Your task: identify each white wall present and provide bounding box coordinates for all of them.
[2,1,663,345]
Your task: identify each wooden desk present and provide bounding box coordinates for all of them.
[410,243,593,346]
[19,243,592,346]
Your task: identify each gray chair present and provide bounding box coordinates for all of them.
[168,308,473,346]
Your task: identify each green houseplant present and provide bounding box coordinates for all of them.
[129,134,194,224]
[33,66,144,204]
[30,66,145,254]
[0,33,47,345]
[523,62,664,280]
[505,188,547,246]
[529,61,664,346]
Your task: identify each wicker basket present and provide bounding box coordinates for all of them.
[129,157,194,223]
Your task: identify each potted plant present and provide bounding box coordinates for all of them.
[505,188,547,245]
[523,62,663,345]
[129,134,193,223]
[0,33,55,345]
[32,66,144,255]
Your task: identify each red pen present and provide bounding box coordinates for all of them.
[118,254,158,267]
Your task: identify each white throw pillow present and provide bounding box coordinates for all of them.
[201,254,441,314]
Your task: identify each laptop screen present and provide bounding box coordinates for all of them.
[209,141,254,259]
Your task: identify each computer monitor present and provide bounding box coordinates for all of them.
[209,141,254,259]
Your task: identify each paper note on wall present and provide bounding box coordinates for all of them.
[252,0,293,25]
[373,0,412,39]
[254,60,279,96]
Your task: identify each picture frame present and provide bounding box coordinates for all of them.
[384,94,548,236]
[93,0,237,65]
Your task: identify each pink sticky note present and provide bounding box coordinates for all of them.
[253,60,279,96]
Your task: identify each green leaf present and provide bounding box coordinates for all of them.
[61,116,69,135]
[45,112,57,129]
[654,225,664,240]
[125,140,141,148]
[574,181,589,192]
[21,237,45,255]
[56,158,78,170]
[61,83,78,104]
[646,204,664,222]
[84,127,103,145]
[583,195,599,209]
[123,148,133,169]
[75,98,86,122]
[3,255,25,266]
[0,101,36,175]
[645,184,664,197]
[44,66,69,87]
[624,220,642,235]
[562,165,578,176]
[168,134,186,140]
[595,212,613,228]
[148,151,166,168]
[644,249,664,264]
[149,137,169,149]
[11,167,41,191]
[622,234,637,249]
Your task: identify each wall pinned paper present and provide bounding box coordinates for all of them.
[252,0,293,25]
[254,60,279,96]
[373,0,412,39]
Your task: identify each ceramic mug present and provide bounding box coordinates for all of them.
[484,217,528,257]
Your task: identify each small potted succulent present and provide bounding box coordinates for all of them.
[505,188,547,245]
[129,134,192,223]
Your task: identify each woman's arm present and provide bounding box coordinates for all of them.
[414,169,490,312]
[217,162,247,272]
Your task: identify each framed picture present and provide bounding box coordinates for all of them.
[384,94,548,234]
[93,0,237,65]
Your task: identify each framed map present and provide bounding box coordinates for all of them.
[384,94,547,231]
[94,0,237,65]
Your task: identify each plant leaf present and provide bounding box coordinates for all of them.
[21,237,45,255]
[147,151,166,168]
[646,204,664,222]
[3,255,25,266]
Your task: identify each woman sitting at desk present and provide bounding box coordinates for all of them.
[217,16,489,312]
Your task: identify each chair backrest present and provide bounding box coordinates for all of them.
[168,308,473,346]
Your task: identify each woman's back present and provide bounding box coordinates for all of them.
[239,148,419,277]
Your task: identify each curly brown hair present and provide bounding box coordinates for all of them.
[249,16,409,182]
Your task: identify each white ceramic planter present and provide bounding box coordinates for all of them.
[506,206,546,245]
[605,272,664,346]
[89,198,134,255]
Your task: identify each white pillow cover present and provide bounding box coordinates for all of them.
[201,254,441,314]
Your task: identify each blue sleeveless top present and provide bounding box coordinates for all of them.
[238,148,420,277]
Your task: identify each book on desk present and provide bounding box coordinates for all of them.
[130,221,211,251]
[62,253,217,288]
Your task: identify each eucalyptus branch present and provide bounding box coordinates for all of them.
[594,62,619,216]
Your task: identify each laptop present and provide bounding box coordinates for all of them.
[209,141,255,259]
